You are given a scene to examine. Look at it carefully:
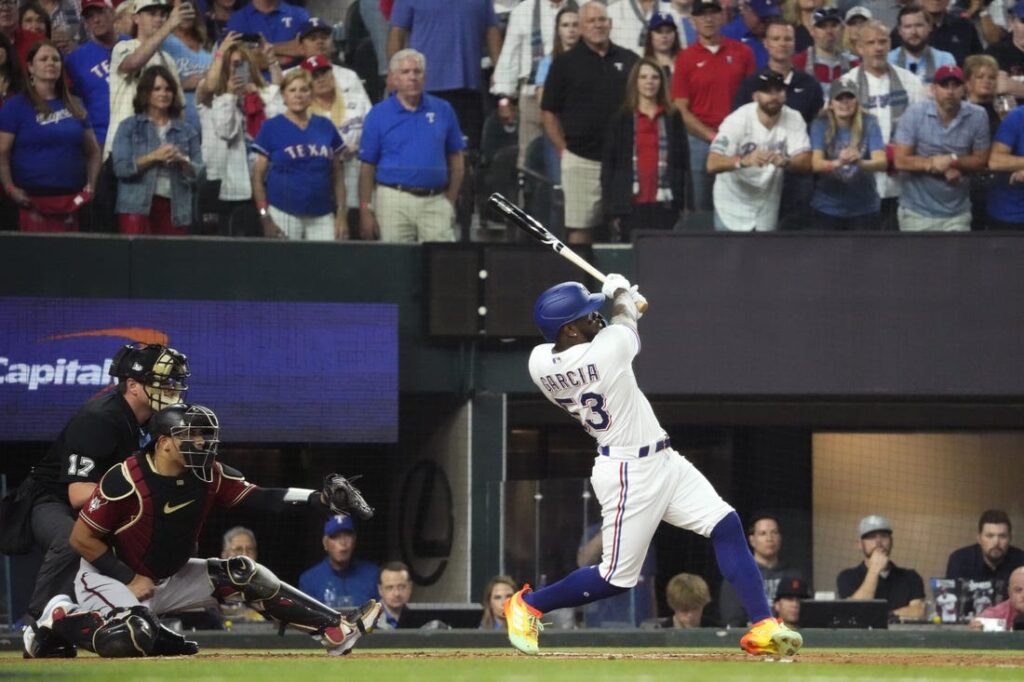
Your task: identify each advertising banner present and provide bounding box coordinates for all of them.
[0,297,398,442]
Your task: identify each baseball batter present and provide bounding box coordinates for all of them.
[505,277,803,658]
[25,404,381,658]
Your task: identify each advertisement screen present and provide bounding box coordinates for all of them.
[0,297,398,443]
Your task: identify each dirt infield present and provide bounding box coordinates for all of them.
[360,650,1024,667]
[44,649,1015,667]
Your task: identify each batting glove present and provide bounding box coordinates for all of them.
[601,273,631,299]
[629,285,647,319]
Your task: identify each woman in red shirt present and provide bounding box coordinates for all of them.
[601,57,688,242]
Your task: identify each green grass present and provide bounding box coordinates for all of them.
[2,648,1023,682]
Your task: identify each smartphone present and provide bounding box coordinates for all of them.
[241,32,261,48]
[235,60,251,84]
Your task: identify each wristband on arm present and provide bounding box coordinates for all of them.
[92,549,136,584]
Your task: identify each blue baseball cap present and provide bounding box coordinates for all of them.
[648,12,676,31]
[299,17,332,39]
[691,0,723,16]
[1012,3,1024,19]
[812,7,843,26]
[324,514,356,536]
[747,0,781,19]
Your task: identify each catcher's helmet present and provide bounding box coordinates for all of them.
[149,404,220,482]
[533,282,606,342]
[110,344,190,411]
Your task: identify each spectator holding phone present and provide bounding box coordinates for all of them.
[198,34,281,233]
[111,63,202,234]
[251,69,347,240]
[225,0,308,69]
[164,0,214,134]
[105,0,189,159]
[0,40,100,231]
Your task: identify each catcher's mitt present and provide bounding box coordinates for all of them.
[323,474,374,520]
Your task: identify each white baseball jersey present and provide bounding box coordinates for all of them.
[710,103,811,232]
[529,324,664,449]
[530,320,734,588]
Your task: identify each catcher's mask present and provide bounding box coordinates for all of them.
[111,344,190,412]
[150,404,220,482]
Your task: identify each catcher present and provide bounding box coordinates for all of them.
[24,403,378,658]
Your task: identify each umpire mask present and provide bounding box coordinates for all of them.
[112,344,191,412]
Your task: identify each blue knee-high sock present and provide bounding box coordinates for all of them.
[522,566,627,614]
[711,512,772,624]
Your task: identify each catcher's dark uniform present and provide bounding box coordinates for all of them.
[76,453,256,612]
[22,392,147,617]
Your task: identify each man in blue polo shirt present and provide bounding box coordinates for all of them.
[226,0,308,68]
[386,0,500,150]
[892,65,991,231]
[358,48,465,243]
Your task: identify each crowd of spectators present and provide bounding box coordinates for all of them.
[4,0,1024,241]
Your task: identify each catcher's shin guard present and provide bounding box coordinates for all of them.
[152,622,199,656]
[207,556,338,635]
[51,606,158,658]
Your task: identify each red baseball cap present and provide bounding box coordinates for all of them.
[300,55,332,73]
[81,0,113,11]
[933,65,965,85]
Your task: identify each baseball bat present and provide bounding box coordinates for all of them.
[487,192,648,313]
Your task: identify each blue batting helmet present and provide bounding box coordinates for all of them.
[533,282,605,342]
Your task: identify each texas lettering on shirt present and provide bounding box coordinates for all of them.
[281,143,333,159]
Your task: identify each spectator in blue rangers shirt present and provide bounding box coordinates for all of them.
[387,0,501,151]
[225,0,308,69]
[0,40,100,232]
[251,68,347,241]
[809,80,888,230]
[986,95,1024,228]
[285,17,372,208]
[357,48,465,243]
[111,63,202,234]
[299,515,380,611]
[66,0,119,148]
[892,64,991,231]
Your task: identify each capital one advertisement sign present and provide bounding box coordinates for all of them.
[0,297,398,442]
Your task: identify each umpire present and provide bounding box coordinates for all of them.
[5,343,189,651]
